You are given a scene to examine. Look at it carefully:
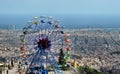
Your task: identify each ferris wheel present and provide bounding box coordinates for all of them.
[19,16,72,74]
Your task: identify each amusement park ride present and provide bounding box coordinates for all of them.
[19,16,77,74]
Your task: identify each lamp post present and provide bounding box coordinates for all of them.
[4,57,6,74]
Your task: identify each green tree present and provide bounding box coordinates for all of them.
[58,49,66,66]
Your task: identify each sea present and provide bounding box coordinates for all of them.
[0,14,120,29]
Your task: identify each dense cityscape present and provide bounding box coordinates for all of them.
[0,28,120,74]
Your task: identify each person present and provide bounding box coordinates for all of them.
[73,58,77,68]
[19,69,22,74]
[0,70,2,74]
[6,69,8,74]
[11,58,14,67]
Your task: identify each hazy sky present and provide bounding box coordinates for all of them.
[0,0,120,15]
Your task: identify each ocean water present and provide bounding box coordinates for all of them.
[0,14,120,29]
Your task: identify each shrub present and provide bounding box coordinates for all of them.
[77,66,108,74]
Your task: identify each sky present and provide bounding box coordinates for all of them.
[0,0,120,15]
[0,0,120,29]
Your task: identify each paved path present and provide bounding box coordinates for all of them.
[2,67,19,74]
[2,63,25,74]
[1,63,76,74]
[62,71,72,74]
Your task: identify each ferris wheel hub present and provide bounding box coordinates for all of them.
[37,38,51,50]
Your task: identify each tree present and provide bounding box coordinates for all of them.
[58,49,66,66]
[77,66,108,74]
